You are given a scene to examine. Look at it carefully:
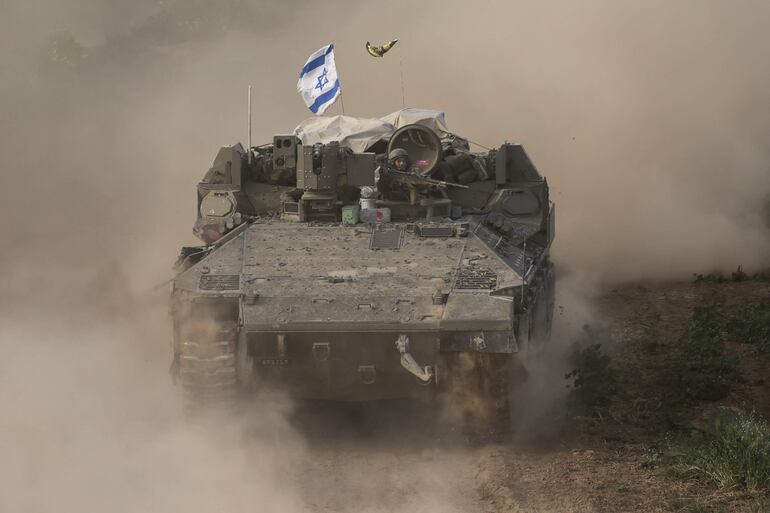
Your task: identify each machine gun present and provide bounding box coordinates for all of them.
[386,168,470,190]
[383,123,469,204]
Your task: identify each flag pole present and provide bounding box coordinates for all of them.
[247,85,252,164]
[399,58,406,108]
[336,44,345,115]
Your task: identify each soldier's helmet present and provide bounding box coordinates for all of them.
[388,148,409,163]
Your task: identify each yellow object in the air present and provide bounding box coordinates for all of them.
[366,39,399,58]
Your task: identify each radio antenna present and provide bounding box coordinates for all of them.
[247,85,253,164]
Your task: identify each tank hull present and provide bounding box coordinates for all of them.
[170,226,554,404]
[238,324,531,401]
[171,125,556,430]
[242,328,441,401]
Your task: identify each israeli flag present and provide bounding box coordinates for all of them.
[297,43,341,115]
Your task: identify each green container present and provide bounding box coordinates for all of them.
[341,204,360,225]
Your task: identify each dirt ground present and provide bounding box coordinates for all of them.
[282,279,770,513]
[4,279,767,513]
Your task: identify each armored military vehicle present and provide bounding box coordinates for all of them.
[170,109,555,431]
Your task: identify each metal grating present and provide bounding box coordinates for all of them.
[455,266,498,290]
[369,228,403,250]
[505,247,532,276]
[199,274,240,291]
[504,243,543,277]
[419,226,454,238]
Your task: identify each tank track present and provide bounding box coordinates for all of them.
[440,352,524,442]
[179,320,238,414]
[467,353,519,441]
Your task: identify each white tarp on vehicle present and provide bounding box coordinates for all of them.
[293,108,449,153]
[379,108,450,135]
[293,115,392,153]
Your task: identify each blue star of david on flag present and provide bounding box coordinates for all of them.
[297,43,341,115]
[315,68,329,91]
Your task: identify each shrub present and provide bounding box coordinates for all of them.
[692,266,770,283]
[565,326,617,412]
[727,301,770,354]
[693,272,730,283]
[668,408,770,494]
[753,269,770,282]
[675,306,739,401]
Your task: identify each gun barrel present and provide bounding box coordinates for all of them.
[389,170,470,189]
[431,178,470,189]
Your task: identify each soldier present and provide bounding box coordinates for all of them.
[388,148,410,172]
[358,149,412,203]
[376,148,411,201]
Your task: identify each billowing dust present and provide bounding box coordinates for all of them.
[1,1,769,511]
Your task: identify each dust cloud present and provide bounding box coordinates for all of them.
[1,0,770,511]
[2,0,769,294]
[0,313,308,513]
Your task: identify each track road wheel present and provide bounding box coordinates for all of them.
[179,320,238,415]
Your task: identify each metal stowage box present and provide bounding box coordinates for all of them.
[297,142,342,191]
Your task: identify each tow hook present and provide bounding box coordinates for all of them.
[395,335,433,383]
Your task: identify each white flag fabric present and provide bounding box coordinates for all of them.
[297,43,341,115]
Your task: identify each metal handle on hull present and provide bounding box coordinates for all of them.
[395,335,433,383]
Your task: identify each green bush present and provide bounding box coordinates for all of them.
[693,272,730,283]
[753,269,770,282]
[727,302,770,354]
[565,326,617,412]
[668,408,770,494]
[692,266,770,283]
[675,306,739,401]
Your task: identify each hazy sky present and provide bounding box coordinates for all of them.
[1,0,769,297]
